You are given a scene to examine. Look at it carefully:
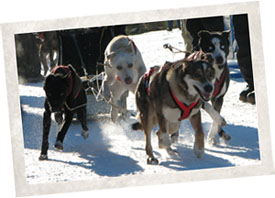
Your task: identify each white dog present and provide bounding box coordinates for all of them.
[102,35,146,122]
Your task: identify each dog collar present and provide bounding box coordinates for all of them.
[212,68,226,98]
[169,84,199,121]
[116,75,122,82]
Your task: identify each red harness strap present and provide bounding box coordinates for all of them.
[51,65,73,97]
[212,69,226,98]
[144,67,157,94]
[169,84,199,121]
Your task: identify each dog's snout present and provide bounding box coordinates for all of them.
[204,84,213,93]
[216,56,224,64]
[124,77,132,85]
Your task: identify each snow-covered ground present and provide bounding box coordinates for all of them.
[19,29,260,184]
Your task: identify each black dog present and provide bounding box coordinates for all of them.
[39,65,89,160]
[197,30,231,145]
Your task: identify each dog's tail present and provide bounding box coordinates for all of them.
[132,122,143,130]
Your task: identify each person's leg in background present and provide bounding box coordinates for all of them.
[233,14,255,104]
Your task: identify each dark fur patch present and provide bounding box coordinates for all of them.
[198,30,230,56]
[39,65,88,160]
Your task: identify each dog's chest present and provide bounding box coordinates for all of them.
[162,105,200,123]
[213,67,228,98]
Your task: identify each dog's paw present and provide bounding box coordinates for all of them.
[218,116,227,127]
[39,154,48,161]
[147,157,159,165]
[207,137,217,146]
[81,130,89,139]
[221,133,231,141]
[170,132,179,144]
[54,141,63,151]
[166,147,179,157]
[193,142,204,158]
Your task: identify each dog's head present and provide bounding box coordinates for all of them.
[44,71,71,112]
[105,40,137,85]
[198,30,230,67]
[174,56,215,101]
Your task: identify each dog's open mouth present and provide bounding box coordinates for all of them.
[194,85,211,101]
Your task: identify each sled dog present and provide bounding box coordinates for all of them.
[39,65,89,160]
[197,30,231,145]
[101,35,146,122]
[132,55,226,164]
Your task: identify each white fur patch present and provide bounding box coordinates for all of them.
[203,102,226,126]
[162,106,181,123]
[211,37,226,64]
[158,132,171,148]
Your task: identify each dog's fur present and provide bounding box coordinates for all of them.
[132,56,226,164]
[197,30,231,145]
[102,35,146,122]
[39,65,88,160]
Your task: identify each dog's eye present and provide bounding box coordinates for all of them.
[117,65,123,70]
[207,70,215,79]
[128,63,133,68]
[193,73,201,78]
[208,46,214,51]
[220,45,225,50]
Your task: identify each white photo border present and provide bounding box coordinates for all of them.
[1,1,274,197]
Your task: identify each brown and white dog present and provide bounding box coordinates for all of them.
[101,35,146,122]
[197,30,231,145]
[132,55,226,164]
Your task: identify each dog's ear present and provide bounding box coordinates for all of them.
[106,51,116,61]
[43,74,54,91]
[222,29,231,40]
[171,61,186,71]
[125,41,133,53]
[198,30,210,38]
[61,71,71,79]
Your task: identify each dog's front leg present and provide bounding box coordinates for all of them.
[77,107,89,139]
[110,82,126,122]
[189,111,205,158]
[55,108,74,151]
[156,114,171,149]
[212,97,231,142]
[101,67,115,101]
[203,102,227,145]
[39,101,51,160]
[156,114,179,157]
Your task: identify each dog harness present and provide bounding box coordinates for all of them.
[212,69,226,98]
[169,84,199,121]
[144,66,158,94]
